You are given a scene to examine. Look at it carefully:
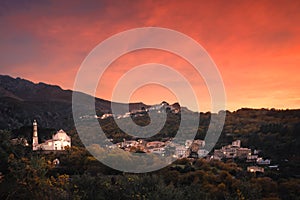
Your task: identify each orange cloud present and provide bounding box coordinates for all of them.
[0,0,299,111]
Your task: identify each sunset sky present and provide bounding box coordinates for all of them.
[0,0,299,111]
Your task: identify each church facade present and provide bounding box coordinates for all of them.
[32,120,71,151]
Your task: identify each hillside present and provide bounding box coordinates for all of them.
[0,75,147,130]
[0,75,299,200]
[1,107,300,200]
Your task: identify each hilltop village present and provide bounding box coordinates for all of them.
[22,114,274,174]
[72,102,276,174]
[2,106,298,200]
[79,101,181,120]
[103,137,274,174]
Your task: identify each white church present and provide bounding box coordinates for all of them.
[32,120,71,151]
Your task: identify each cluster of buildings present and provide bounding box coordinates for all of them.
[104,138,274,174]
[212,140,273,173]
[212,140,251,160]
[246,153,274,173]
[100,102,181,120]
[247,154,271,165]
[13,119,275,174]
[107,138,208,159]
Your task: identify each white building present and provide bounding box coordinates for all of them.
[185,140,193,148]
[149,147,166,156]
[247,166,264,173]
[174,145,189,158]
[32,120,71,151]
[232,140,241,148]
[197,149,209,157]
[101,113,114,119]
[257,158,271,165]
[146,141,165,149]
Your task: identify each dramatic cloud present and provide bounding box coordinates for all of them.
[0,0,299,111]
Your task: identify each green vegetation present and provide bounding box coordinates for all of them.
[0,108,299,199]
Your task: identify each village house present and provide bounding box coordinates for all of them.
[247,166,265,173]
[197,149,210,157]
[149,147,166,156]
[232,140,241,147]
[101,113,114,119]
[246,154,259,163]
[174,145,189,158]
[11,137,29,146]
[257,157,271,165]
[146,141,165,149]
[117,140,139,149]
[236,148,251,158]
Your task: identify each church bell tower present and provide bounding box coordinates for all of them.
[32,120,38,150]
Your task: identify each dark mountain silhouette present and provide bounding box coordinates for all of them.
[0,75,148,130]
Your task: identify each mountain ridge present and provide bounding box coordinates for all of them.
[0,75,176,130]
[0,75,144,129]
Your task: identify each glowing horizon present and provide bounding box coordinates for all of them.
[1,0,299,112]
